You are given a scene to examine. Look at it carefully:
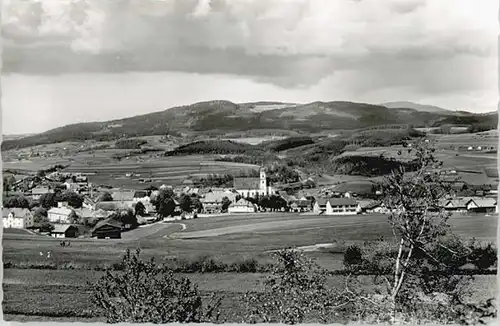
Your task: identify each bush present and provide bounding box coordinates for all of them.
[343,245,363,267]
[90,249,222,323]
[243,249,340,324]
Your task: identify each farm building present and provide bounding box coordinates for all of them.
[233,169,275,198]
[48,204,76,224]
[50,224,79,238]
[201,191,238,214]
[2,208,34,229]
[92,218,122,239]
[440,198,469,212]
[289,199,312,212]
[313,198,328,214]
[228,198,257,214]
[465,198,497,213]
[30,186,54,200]
[325,198,361,215]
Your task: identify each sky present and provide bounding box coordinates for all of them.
[1,0,498,134]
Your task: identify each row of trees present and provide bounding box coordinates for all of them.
[90,140,497,324]
[151,188,203,218]
[3,190,84,210]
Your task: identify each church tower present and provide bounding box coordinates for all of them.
[259,169,267,194]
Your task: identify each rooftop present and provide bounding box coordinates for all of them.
[328,198,358,206]
[2,208,32,219]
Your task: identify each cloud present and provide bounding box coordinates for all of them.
[1,0,497,90]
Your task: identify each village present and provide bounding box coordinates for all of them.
[3,164,498,240]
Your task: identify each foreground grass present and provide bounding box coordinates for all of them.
[3,270,495,322]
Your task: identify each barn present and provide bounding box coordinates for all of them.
[91,219,122,239]
[51,224,79,239]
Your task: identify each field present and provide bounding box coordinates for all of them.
[3,268,495,321]
[3,153,261,188]
[2,211,497,321]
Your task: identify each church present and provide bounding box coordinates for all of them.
[233,169,275,198]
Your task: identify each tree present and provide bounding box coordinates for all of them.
[153,189,176,218]
[180,194,193,212]
[62,191,84,208]
[191,196,203,213]
[39,192,59,209]
[3,175,16,197]
[134,201,146,217]
[221,196,231,212]
[39,222,54,233]
[360,140,484,322]
[244,249,339,324]
[4,196,30,209]
[91,249,222,323]
[111,209,138,229]
[100,192,113,202]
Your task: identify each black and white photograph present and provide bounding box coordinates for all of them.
[1,0,498,324]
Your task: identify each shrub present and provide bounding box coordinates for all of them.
[90,249,222,323]
[243,249,341,324]
[343,245,363,268]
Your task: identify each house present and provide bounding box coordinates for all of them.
[82,196,96,210]
[325,198,360,215]
[233,169,275,198]
[95,201,134,212]
[2,208,34,229]
[228,198,257,214]
[465,198,497,213]
[47,204,75,223]
[86,209,112,226]
[111,190,136,202]
[290,199,312,212]
[30,186,53,200]
[441,198,469,212]
[201,191,238,214]
[92,218,122,239]
[313,198,328,214]
[63,180,80,192]
[50,224,79,238]
[133,190,150,203]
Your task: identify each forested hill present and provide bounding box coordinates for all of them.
[2,100,497,151]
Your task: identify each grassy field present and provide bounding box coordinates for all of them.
[2,268,495,322]
[3,152,261,188]
[2,211,498,322]
[3,212,496,269]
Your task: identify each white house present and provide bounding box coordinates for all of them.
[228,198,257,214]
[31,186,54,201]
[201,191,238,214]
[48,203,75,224]
[313,198,328,214]
[2,208,34,229]
[233,169,275,198]
[325,198,361,215]
[465,198,497,213]
[133,190,150,204]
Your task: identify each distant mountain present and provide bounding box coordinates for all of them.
[2,100,497,151]
[382,101,453,114]
[2,133,35,141]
